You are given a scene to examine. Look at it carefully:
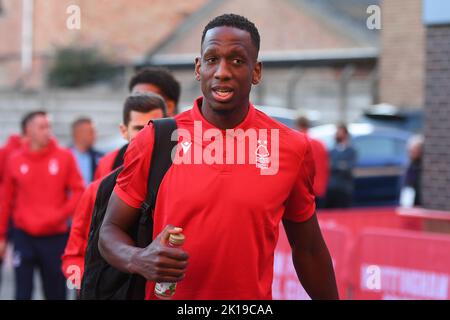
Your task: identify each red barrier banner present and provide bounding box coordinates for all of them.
[272,225,350,300]
[317,207,423,238]
[351,228,450,300]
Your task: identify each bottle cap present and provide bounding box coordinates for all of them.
[169,233,185,246]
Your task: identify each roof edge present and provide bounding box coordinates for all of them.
[137,47,379,68]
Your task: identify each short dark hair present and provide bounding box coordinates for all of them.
[21,110,47,134]
[337,123,349,136]
[128,67,181,107]
[296,116,310,130]
[123,92,167,126]
[201,14,260,54]
[71,117,93,132]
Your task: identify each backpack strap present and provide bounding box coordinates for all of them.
[140,118,178,215]
[111,143,129,171]
[129,118,177,300]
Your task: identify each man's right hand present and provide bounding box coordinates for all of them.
[129,225,189,283]
[0,239,7,260]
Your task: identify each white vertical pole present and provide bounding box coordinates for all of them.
[21,0,34,73]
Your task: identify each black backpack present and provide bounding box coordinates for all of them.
[111,142,129,170]
[80,118,178,300]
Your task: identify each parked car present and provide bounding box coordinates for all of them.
[309,123,413,207]
[255,105,321,129]
[357,103,423,133]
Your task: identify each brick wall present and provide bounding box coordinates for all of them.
[422,25,450,211]
[379,0,425,108]
[158,0,356,55]
[0,0,207,89]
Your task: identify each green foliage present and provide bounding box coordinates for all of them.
[47,47,119,88]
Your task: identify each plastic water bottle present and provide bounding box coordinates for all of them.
[154,233,185,299]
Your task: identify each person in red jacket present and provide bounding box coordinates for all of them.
[296,116,330,209]
[0,134,27,229]
[0,111,84,300]
[61,179,101,290]
[0,134,28,208]
[62,93,167,289]
[0,134,26,182]
[0,134,26,288]
[94,67,181,180]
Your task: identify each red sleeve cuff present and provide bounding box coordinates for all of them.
[0,226,7,241]
[284,201,316,223]
[114,185,142,209]
[61,256,85,280]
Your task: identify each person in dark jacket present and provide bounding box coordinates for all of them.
[403,135,423,206]
[70,117,103,186]
[326,124,357,208]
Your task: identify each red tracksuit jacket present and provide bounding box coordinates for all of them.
[0,134,24,205]
[308,137,330,198]
[62,179,101,280]
[62,148,121,280]
[0,139,85,240]
[0,134,23,182]
[93,148,119,181]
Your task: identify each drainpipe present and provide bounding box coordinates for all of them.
[338,64,355,123]
[21,0,34,74]
[286,67,304,109]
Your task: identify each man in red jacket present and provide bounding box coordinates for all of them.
[0,134,26,288]
[0,134,28,207]
[64,68,180,289]
[0,111,84,300]
[62,93,166,289]
[296,116,330,209]
[0,134,27,234]
[94,67,181,180]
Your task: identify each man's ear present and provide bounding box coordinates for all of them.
[252,61,262,85]
[166,100,176,117]
[119,123,129,141]
[194,57,201,81]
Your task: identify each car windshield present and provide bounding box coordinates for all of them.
[353,136,407,165]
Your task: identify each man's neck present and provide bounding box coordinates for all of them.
[74,143,90,153]
[30,141,48,152]
[300,129,308,134]
[336,141,349,150]
[200,98,250,130]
